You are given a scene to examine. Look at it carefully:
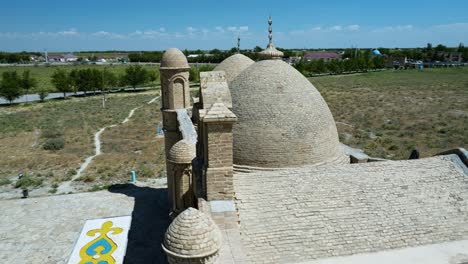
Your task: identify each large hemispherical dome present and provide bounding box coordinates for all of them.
[214,54,254,84]
[230,60,343,168]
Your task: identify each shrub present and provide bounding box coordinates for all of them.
[66,169,77,178]
[43,138,65,150]
[0,178,12,186]
[41,129,63,139]
[137,165,153,178]
[14,175,43,188]
[81,175,96,183]
[88,184,109,192]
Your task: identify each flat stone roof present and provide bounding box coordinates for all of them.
[233,155,468,263]
[298,239,468,264]
[0,184,170,264]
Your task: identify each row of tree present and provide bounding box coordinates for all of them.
[0,65,158,104]
[2,43,466,64]
[350,43,468,62]
[0,70,38,103]
[0,52,40,64]
[50,65,159,99]
[295,56,387,75]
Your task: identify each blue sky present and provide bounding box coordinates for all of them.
[0,0,467,51]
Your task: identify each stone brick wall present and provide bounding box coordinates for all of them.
[204,123,235,200]
[206,124,234,168]
[206,167,234,201]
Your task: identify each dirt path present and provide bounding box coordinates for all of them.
[57,95,160,194]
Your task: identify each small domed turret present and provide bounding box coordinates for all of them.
[161,48,189,69]
[168,140,196,164]
[162,208,222,263]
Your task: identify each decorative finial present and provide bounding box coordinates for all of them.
[258,15,284,60]
[268,16,273,46]
[237,35,240,54]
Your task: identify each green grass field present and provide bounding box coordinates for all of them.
[0,91,163,190]
[0,64,160,91]
[311,67,468,159]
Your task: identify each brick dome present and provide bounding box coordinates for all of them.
[214,54,254,84]
[162,208,222,262]
[230,60,344,168]
[168,140,196,164]
[161,48,189,69]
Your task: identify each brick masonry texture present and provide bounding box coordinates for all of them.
[205,123,235,200]
[214,54,254,84]
[230,60,343,168]
[233,155,468,263]
[163,208,221,264]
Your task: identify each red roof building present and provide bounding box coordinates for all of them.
[303,52,342,61]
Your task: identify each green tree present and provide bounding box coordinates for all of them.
[34,87,50,102]
[253,46,263,52]
[90,69,104,94]
[51,69,72,98]
[102,68,117,91]
[20,70,37,102]
[69,69,79,94]
[122,65,148,90]
[147,70,159,88]
[0,71,22,104]
[75,69,94,94]
[101,68,117,107]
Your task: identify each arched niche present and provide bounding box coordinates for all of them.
[168,77,187,109]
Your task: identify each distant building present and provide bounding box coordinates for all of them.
[44,54,78,62]
[47,55,64,62]
[285,56,301,65]
[63,53,78,62]
[437,52,463,63]
[303,51,342,62]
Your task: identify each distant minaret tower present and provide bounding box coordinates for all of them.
[237,35,240,54]
[259,16,283,59]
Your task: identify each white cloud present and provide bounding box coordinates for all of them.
[330,25,343,31]
[373,25,413,33]
[290,24,361,35]
[347,25,360,31]
[91,31,125,39]
[186,27,197,33]
[239,26,249,32]
[92,31,111,37]
[58,28,79,36]
[226,26,249,33]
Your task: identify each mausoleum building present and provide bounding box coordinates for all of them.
[159,17,468,264]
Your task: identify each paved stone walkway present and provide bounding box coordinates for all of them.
[233,155,468,263]
[0,184,170,264]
